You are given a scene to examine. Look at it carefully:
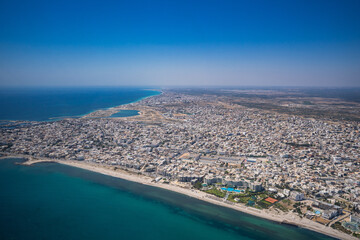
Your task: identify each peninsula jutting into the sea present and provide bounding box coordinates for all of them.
[1,88,359,240]
[1,0,360,239]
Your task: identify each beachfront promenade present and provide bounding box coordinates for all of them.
[1,90,360,239]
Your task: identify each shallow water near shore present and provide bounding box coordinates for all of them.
[0,87,159,121]
[107,109,140,118]
[0,158,335,240]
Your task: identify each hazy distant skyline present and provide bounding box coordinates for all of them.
[1,0,360,87]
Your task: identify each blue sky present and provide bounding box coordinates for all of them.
[0,0,359,87]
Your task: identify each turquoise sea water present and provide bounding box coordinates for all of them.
[0,87,159,121]
[0,158,335,240]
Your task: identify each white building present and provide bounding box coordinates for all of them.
[323,209,337,220]
[283,189,291,197]
[290,191,304,201]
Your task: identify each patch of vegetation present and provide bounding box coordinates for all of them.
[273,203,289,212]
[193,181,202,190]
[238,197,251,204]
[205,187,226,198]
[228,191,276,209]
[294,207,302,215]
[228,193,251,203]
[257,193,268,199]
[257,200,272,209]
[331,222,352,235]
[293,202,302,208]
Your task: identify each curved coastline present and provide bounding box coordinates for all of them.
[0,154,354,240]
[45,160,353,240]
[0,88,161,122]
[80,89,162,119]
[58,89,162,120]
[0,90,355,240]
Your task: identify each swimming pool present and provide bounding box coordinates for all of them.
[221,187,242,193]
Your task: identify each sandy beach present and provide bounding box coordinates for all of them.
[2,155,352,240]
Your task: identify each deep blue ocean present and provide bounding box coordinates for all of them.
[0,87,159,121]
[0,87,336,239]
[0,158,334,240]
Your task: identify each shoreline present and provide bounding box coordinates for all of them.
[0,89,162,122]
[1,154,355,240]
[80,89,162,119]
[76,89,162,119]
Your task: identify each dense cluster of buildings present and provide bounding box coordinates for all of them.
[1,91,359,231]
